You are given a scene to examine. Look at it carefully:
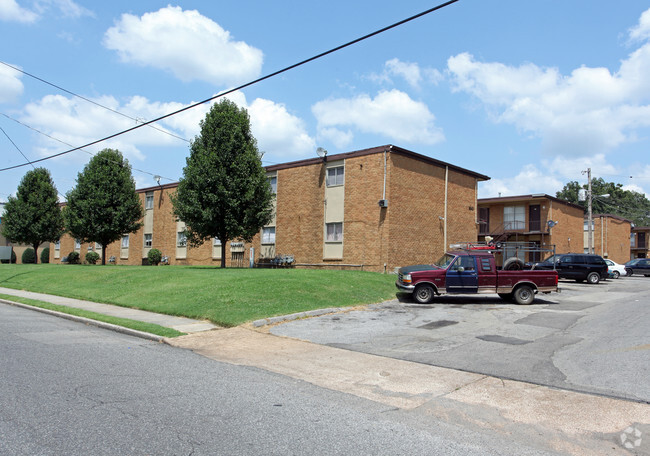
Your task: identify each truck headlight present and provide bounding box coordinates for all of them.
[402,273,412,284]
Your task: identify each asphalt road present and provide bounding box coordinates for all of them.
[271,276,650,403]
[0,304,560,456]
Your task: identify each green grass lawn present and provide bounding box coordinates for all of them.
[0,264,397,327]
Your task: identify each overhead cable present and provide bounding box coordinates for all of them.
[0,0,459,173]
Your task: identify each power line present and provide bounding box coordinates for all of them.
[1,113,175,183]
[0,126,35,169]
[0,61,190,144]
[0,0,459,173]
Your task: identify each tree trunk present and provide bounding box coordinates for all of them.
[221,242,226,268]
[102,244,107,265]
[33,242,39,264]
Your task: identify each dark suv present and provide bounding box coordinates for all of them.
[535,253,608,284]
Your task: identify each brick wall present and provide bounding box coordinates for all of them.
[592,216,631,264]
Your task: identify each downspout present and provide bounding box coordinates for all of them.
[444,166,448,250]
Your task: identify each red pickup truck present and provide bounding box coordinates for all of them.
[395,250,559,305]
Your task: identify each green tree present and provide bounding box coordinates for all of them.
[1,168,64,263]
[171,99,274,268]
[556,178,650,226]
[64,149,143,265]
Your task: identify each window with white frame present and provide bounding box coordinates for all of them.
[213,237,221,246]
[503,206,525,230]
[144,233,152,248]
[74,239,81,249]
[121,235,129,248]
[631,233,636,248]
[583,220,595,231]
[268,176,277,194]
[326,222,343,242]
[326,166,344,187]
[262,227,276,244]
[145,191,154,210]
[177,231,187,247]
[55,240,60,250]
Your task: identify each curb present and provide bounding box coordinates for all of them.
[252,307,345,327]
[0,298,165,342]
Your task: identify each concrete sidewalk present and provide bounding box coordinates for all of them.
[0,286,218,335]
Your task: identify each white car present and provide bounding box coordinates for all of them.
[605,259,626,279]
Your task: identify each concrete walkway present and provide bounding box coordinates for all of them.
[0,287,218,336]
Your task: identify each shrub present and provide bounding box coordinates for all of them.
[67,251,80,264]
[40,247,50,264]
[86,251,100,265]
[21,248,36,264]
[147,248,162,266]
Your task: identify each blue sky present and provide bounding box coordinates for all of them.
[2,0,650,203]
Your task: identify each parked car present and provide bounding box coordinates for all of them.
[535,253,608,284]
[624,258,650,277]
[604,259,626,279]
[396,250,559,305]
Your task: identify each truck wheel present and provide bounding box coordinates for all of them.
[414,284,434,304]
[503,257,524,271]
[586,272,600,284]
[513,285,534,305]
[498,293,513,302]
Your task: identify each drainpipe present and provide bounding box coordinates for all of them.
[444,166,448,250]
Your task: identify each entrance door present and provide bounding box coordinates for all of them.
[446,256,478,293]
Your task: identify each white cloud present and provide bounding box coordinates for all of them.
[0,62,24,102]
[0,0,37,22]
[629,7,650,43]
[35,0,93,18]
[312,89,444,146]
[103,6,263,86]
[368,58,443,88]
[478,164,564,198]
[447,35,650,158]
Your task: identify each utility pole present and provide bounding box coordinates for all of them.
[583,168,593,254]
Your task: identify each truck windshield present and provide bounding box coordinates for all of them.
[433,253,455,268]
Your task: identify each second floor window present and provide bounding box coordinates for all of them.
[145,191,154,210]
[504,206,525,230]
[121,235,129,248]
[327,166,344,187]
[268,176,277,194]
[326,222,343,242]
[177,231,187,247]
[144,233,152,248]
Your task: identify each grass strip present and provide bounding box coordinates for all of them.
[0,293,185,338]
[0,265,397,327]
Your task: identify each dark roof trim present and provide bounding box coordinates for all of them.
[265,144,490,181]
[137,182,179,193]
[478,194,584,210]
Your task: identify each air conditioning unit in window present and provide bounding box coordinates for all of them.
[378,199,388,208]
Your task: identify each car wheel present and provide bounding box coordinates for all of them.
[612,270,620,279]
[513,285,534,305]
[498,292,513,302]
[503,257,524,271]
[587,272,600,284]
[414,284,434,304]
[625,268,633,277]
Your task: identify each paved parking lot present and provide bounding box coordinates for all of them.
[271,276,650,403]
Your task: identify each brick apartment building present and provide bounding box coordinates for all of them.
[584,214,632,264]
[50,145,489,272]
[631,226,650,259]
[477,194,585,263]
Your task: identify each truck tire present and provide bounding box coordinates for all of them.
[498,292,513,302]
[586,272,600,284]
[513,285,534,305]
[414,284,435,304]
[503,257,524,271]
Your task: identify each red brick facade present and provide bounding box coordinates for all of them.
[588,214,632,264]
[50,145,489,272]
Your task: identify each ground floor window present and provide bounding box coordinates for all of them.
[326,222,343,242]
[262,227,276,244]
[144,233,152,248]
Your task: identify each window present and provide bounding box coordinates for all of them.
[503,206,525,230]
[121,235,129,248]
[326,222,343,242]
[55,240,60,250]
[451,256,475,271]
[262,227,276,244]
[583,220,595,231]
[145,191,154,210]
[177,231,187,247]
[144,233,152,248]
[213,237,221,246]
[326,166,344,187]
[74,239,81,249]
[268,176,277,194]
